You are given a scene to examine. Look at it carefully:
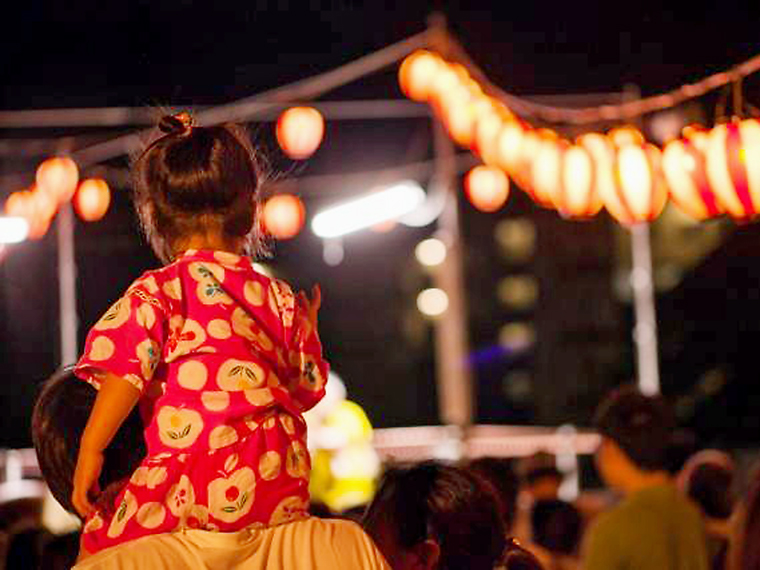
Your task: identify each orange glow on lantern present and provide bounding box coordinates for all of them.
[608,126,645,147]
[75,178,111,222]
[531,138,568,208]
[474,104,508,164]
[36,157,79,203]
[262,194,305,239]
[559,144,603,219]
[662,129,722,220]
[398,50,443,102]
[517,129,558,207]
[705,119,760,220]
[465,165,510,212]
[276,107,325,160]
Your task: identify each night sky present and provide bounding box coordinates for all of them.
[2,1,760,448]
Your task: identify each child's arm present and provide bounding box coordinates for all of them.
[72,372,140,517]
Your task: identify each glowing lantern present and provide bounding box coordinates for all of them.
[662,128,722,220]
[36,157,79,203]
[559,144,603,218]
[465,165,510,212]
[4,190,52,239]
[608,126,645,147]
[496,120,528,176]
[531,138,568,208]
[428,65,460,107]
[74,178,111,222]
[276,107,325,160]
[705,118,760,220]
[398,50,443,102]
[610,142,668,224]
[438,84,487,148]
[516,129,558,206]
[262,194,305,239]
[474,103,510,164]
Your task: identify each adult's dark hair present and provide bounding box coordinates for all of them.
[530,499,582,556]
[593,385,675,471]
[466,456,519,531]
[686,462,735,520]
[362,461,506,570]
[132,113,265,263]
[31,368,146,516]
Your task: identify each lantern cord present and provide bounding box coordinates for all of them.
[715,85,731,124]
[733,77,744,119]
[439,30,760,125]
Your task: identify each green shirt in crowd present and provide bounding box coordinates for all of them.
[583,483,709,570]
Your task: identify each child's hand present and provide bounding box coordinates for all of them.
[297,285,321,331]
[72,448,103,518]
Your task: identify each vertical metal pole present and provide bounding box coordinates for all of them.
[57,202,78,366]
[630,223,660,395]
[431,117,474,427]
[623,84,660,396]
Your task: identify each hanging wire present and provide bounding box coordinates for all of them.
[440,31,760,125]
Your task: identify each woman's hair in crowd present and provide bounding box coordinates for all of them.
[31,368,145,517]
[132,112,266,263]
[362,461,507,570]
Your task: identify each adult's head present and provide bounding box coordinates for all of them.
[31,367,145,516]
[530,499,582,556]
[362,461,506,570]
[518,452,563,502]
[132,113,265,263]
[593,385,675,491]
[679,450,735,521]
[466,456,519,532]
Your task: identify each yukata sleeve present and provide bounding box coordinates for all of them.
[273,280,328,413]
[75,282,167,396]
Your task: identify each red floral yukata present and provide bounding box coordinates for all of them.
[74,249,328,554]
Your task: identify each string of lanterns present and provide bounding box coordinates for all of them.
[398,49,760,223]
[3,157,111,240]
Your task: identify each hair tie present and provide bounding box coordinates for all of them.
[159,111,194,136]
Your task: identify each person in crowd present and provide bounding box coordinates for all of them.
[70,112,328,558]
[467,456,520,535]
[679,450,736,570]
[513,451,563,543]
[529,499,582,570]
[362,461,520,570]
[582,386,709,570]
[727,462,760,570]
[33,368,391,570]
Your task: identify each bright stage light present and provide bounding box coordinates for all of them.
[0,217,30,244]
[311,181,425,238]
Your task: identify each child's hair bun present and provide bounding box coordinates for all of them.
[158,111,194,136]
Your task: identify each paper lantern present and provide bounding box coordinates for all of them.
[662,128,722,220]
[516,129,558,207]
[474,103,510,165]
[705,119,760,220]
[276,107,325,160]
[465,165,510,212]
[36,157,79,203]
[531,138,567,208]
[559,144,603,219]
[398,50,443,102]
[262,194,305,239]
[496,120,528,176]
[75,178,111,222]
[4,190,51,239]
[611,142,668,224]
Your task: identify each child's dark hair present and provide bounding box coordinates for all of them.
[133,112,265,263]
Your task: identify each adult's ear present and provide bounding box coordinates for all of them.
[410,539,440,570]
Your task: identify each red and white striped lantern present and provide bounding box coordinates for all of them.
[705,118,760,220]
[662,127,722,220]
